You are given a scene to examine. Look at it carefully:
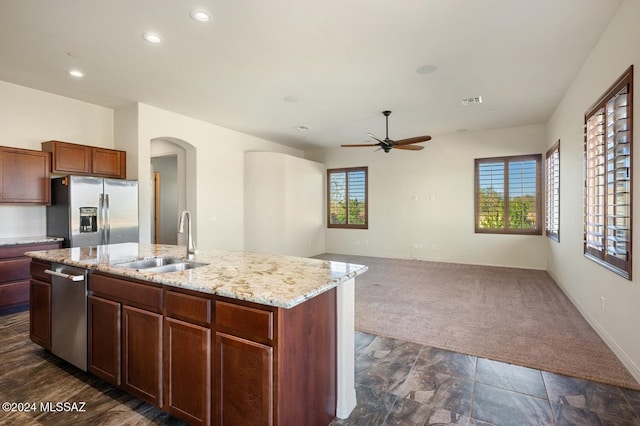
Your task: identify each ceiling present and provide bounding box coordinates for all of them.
[0,0,623,150]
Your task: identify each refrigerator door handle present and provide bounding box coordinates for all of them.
[105,193,110,244]
[98,194,105,245]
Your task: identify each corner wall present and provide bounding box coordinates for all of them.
[245,152,325,257]
[127,103,304,251]
[546,0,640,383]
[0,81,113,238]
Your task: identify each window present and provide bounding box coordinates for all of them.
[475,154,542,234]
[327,167,368,229]
[545,141,560,241]
[584,66,633,279]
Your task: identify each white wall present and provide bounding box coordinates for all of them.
[245,152,325,257]
[0,81,114,238]
[123,103,303,251]
[306,123,548,269]
[546,0,640,383]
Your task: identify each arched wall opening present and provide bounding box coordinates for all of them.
[150,137,197,247]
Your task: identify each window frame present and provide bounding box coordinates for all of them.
[545,140,561,242]
[327,166,368,229]
[474,154,542,235]
[583,65,633,279]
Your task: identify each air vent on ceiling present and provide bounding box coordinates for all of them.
[460,96,483,106]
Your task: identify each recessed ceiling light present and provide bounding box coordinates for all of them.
[190,10,211,22]
[142,32,162,43]
[416,65,437,74]
[294,125,310,132]
[67,69,84,78]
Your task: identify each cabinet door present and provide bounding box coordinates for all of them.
[88,295,121,386]
[164,318,211,426]
[0,147,50,204]
[122,305,163,407]
[214,332,273,426]
[92,147,126,179]
[42,141,91,175]
[29,279,51,349]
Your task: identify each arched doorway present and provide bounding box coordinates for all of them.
[150,137,196,246]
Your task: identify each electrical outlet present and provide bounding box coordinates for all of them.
[600,296,605,311]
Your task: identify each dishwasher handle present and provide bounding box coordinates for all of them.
[44,269,85,282]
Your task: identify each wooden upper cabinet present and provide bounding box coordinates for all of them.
[92,147,126,179]
[41,140,91,174]
[42,140,126,179]
[0,146,51,204]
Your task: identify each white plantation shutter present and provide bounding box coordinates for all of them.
[584,66,633,279]
[545,142,560,241]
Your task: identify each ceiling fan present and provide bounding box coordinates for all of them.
[341,110,431,153]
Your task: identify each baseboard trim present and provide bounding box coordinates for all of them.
[550,272,640,387]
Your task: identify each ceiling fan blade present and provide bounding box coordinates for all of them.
[394,144,424,150]
[394,135,432,145]
[366,132,389,145]
[340,143,380,147]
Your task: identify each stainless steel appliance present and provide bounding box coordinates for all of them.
[47,176,139,248]
[45,263,89,371]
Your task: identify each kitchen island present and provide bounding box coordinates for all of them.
[26,243,367,426]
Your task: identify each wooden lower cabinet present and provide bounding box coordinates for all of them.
[29,259,53,349]
[122,305,163,407]
[29,278,51,349]
[2,244,59,311]
[214,332,273,426]
[76,273,337,425]
[165,317,211,425]
[88,295,121,385]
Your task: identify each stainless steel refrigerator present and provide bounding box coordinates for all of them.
[47,176,139,248]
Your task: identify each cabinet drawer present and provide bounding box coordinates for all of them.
[30,260,52,283]
[0,242,60,259]
[0,258,30,282]
[166,290,211,326]
[0,279,30,307]
[90,274,162,312]
[215,301,273,341]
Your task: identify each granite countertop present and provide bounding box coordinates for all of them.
[25,243,367,309]
[0,236,64,247]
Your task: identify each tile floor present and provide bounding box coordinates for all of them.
[1,309,639,425]
[331,332,640,426]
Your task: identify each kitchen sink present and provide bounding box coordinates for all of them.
[114,256,208,272]
[142,261,208,273]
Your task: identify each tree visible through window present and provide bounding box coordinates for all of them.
[327,167,368,228]
[475,154,542,234]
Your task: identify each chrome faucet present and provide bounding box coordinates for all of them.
[178,210,197,259]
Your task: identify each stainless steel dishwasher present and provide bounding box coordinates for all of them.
[45,263,89,371]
